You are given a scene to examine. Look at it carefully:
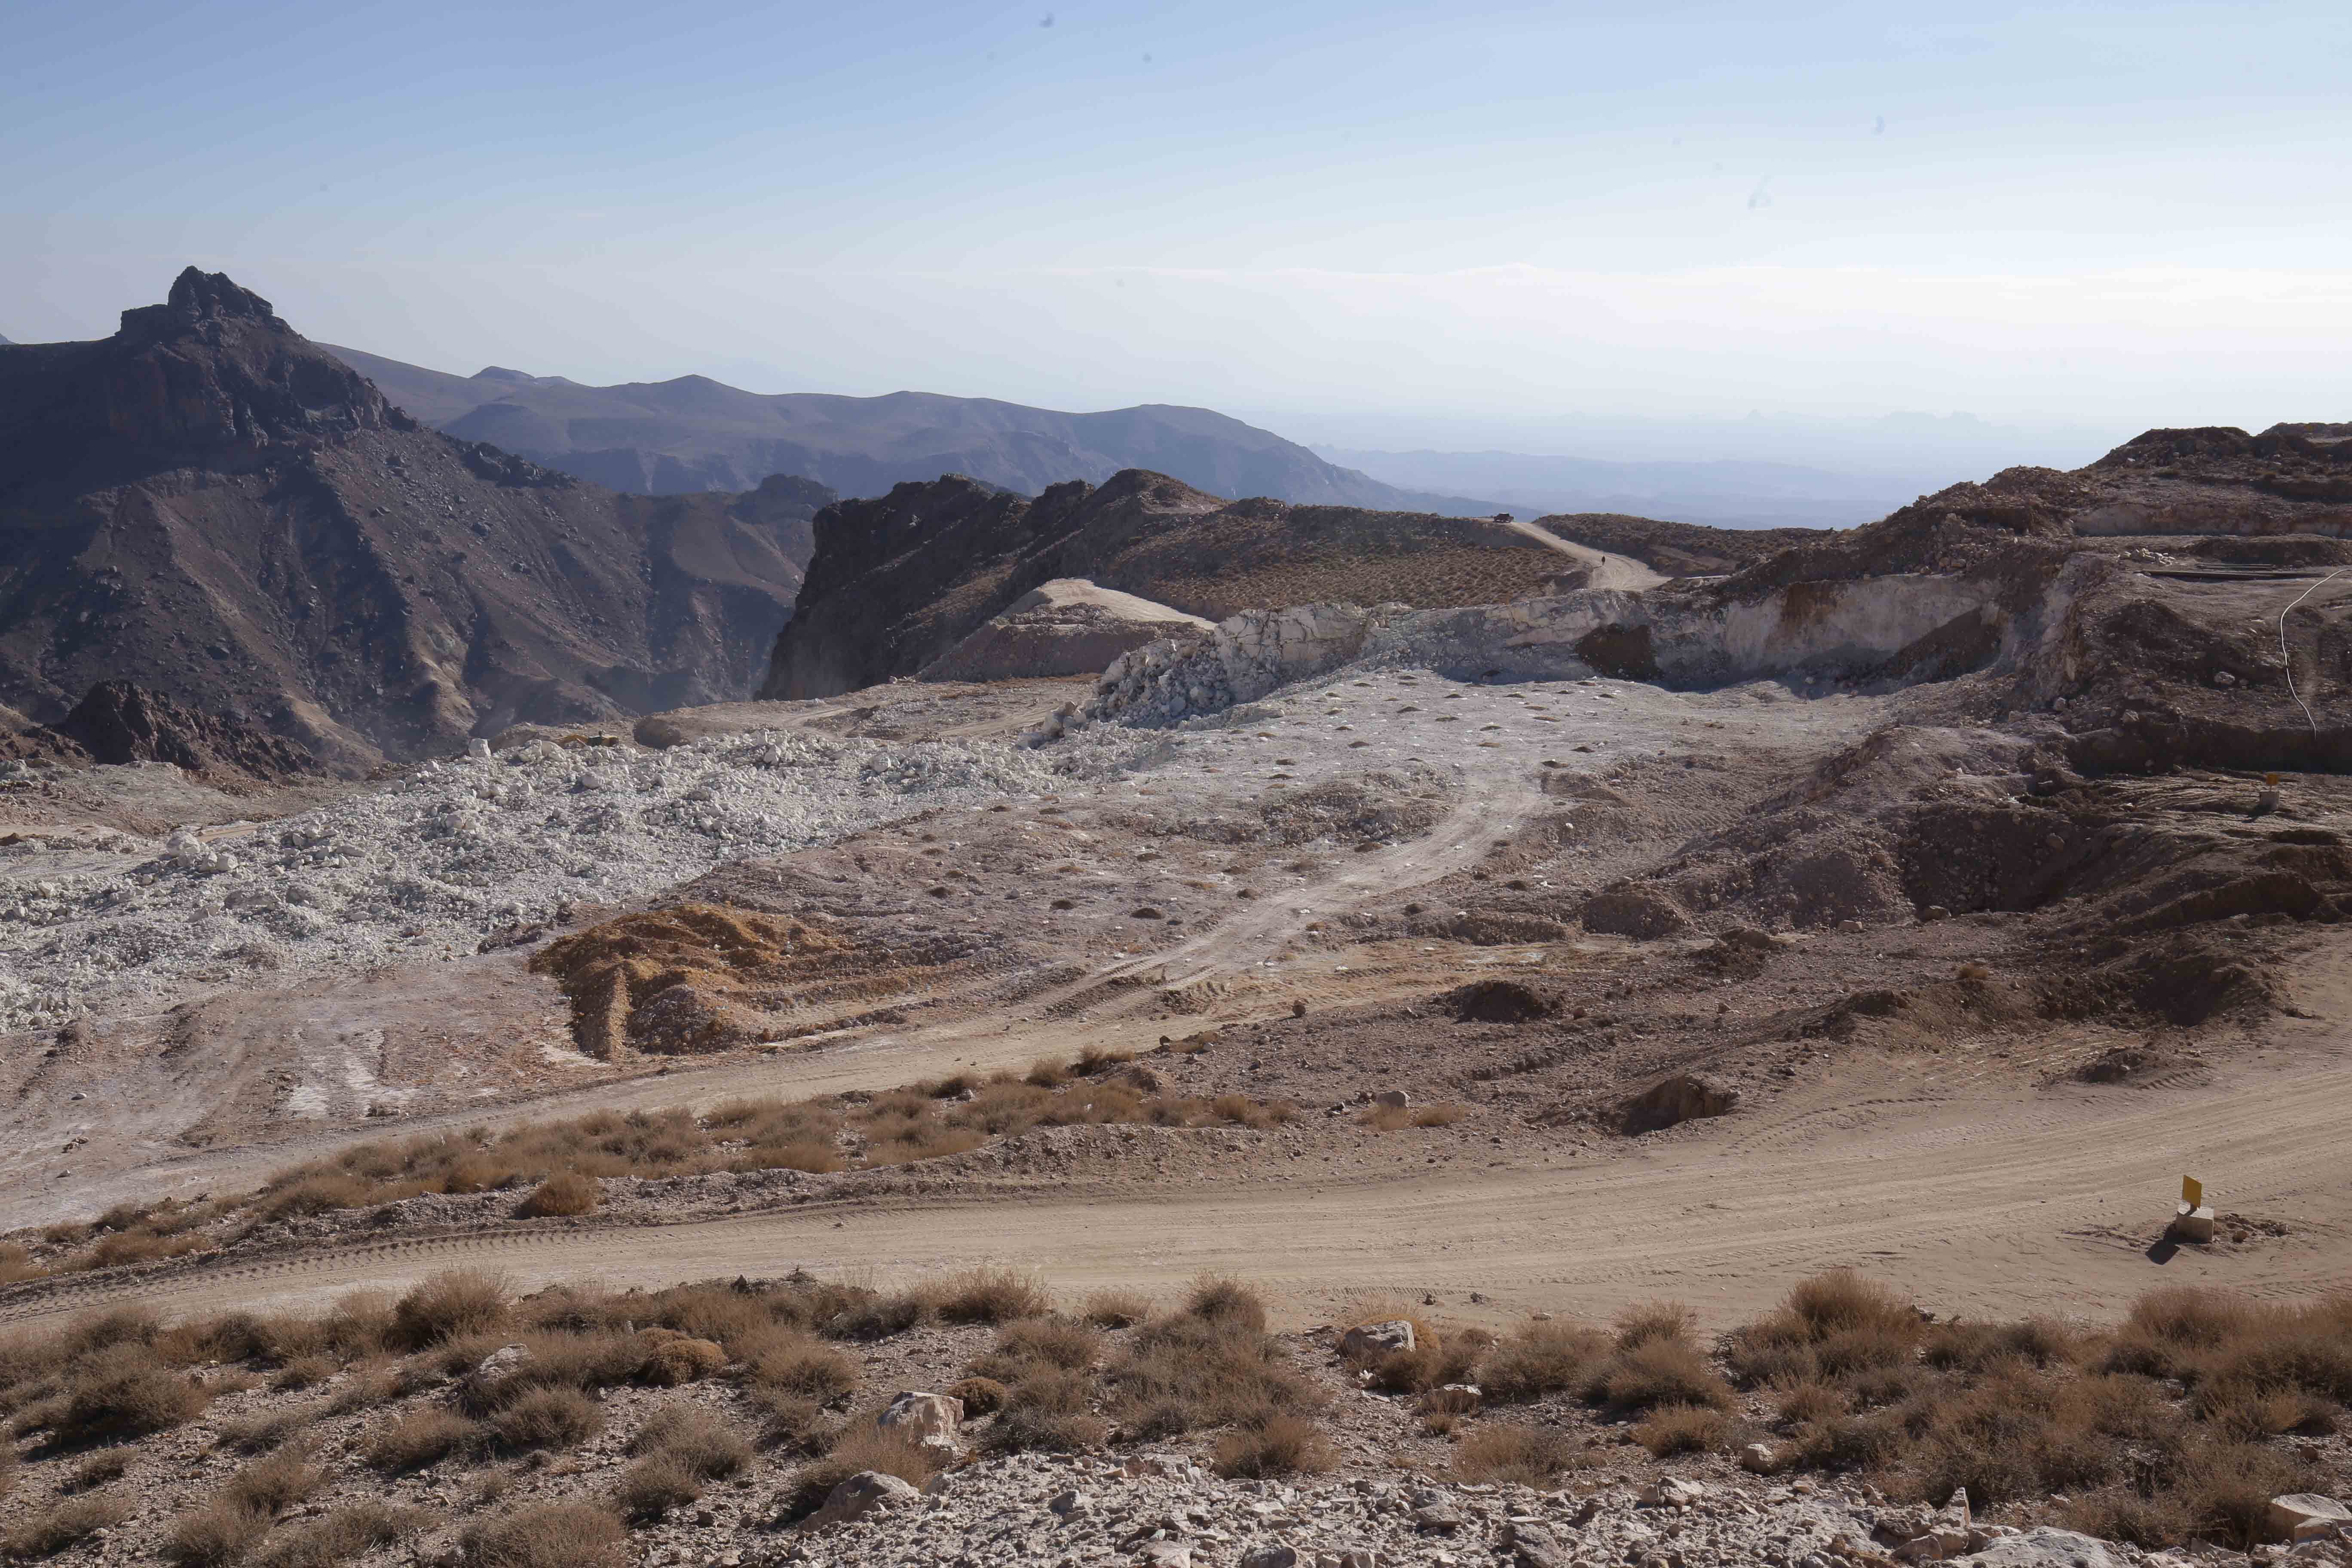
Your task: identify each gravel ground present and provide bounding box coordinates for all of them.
[0,730,1139,1035]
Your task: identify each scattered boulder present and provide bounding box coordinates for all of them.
[1740,1441,1778,1474]
[1443,978,1555,1023]
[1371,1090,1410,1110]
[1500,1521,1575,1568]
[1419,1384,1481,1416]
[877,1390,965,1442]
[1338,1320,1417,1361]
[1617,1074,1741,1135]
[801,1470,922,1530]
[2271,1495,2352,1544]
[1639,1477,1707,1508]
[1955,1528,2124,1568]
[1580,888,1689,939]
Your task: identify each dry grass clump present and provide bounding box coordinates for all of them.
[66,1448,129,1489]
[1479,1319,1611,1403]
[1411,1103,1468,1127]
[163,1501,271,1568]
[1108,1280,1322,1441]
[1212,1411,1336,1477]
[517,1170,600,1218]
[254,1504,432,1568]
[630,1405,750,1477]
[460,1502,629,1568]
[934,1267,1052,1325]
[389,1271,509,1351]
[948,1375,1008,1415]
[1450,1422,1587,1485]
[737,1325,858,1403]
[488,1386,603,1452]
[219,1444,325,1513]
[779,1425,949,1521]
[3,1493,132,1559]
[1082,1289,1154,1329]
[55,1340,212,1441]
[0,1243,43,1284]
[986,1368,1111,1453]
[363,1408,482,1472]
[1591,1335,1736,1414]
[969,1316,1101,1382]
[1635,1403,1729,1456]
[611,1456,702,1522]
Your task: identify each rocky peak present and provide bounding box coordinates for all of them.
[116,266,288,341]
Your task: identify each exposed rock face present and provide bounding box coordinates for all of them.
[758,472,1586,700]
[919,578,1214,682]
[0,270,825,767]
[44,680,324,782]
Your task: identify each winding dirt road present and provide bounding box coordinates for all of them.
[10,1039,2345,1336]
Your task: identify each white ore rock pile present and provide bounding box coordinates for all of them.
[921,578,1216,683]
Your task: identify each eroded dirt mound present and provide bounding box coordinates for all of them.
[1443,978,1556,1023]
[1618,1073,1740,1133]
[530,905,859,1057]
[46,681,326,784]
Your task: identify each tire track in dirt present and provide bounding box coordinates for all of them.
[10,1055,2348,1335]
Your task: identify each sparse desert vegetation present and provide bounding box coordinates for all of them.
[0,1262,2346,1562]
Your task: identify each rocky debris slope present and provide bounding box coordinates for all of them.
[921,578,1216,682]
[758,472,1596,700]
[0,723,1128,1035]
[0,680,327,785]
[775,1455,2118,1568]
[0,270,824,767]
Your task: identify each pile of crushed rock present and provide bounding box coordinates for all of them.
[0,729,1136,1034]
[772,1449,2165,1568]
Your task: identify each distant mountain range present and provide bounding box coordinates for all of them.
[0,271,819,766]
[1315,447,1927,530]
[322,345,1501,515]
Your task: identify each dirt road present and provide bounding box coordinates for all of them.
[11,1043,2345,1336]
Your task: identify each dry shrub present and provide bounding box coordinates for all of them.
[747,1390,828,1452]
[634,1329,727,1387]
[642,1283,769,1349]
[216,1409,311,1454]
[1108,1302,1321,1439]
[1923,1316,2084,1372]
[612,1455,702,1522]
[1613,1300,1698,1352]
[324,1364,402,1416]
[1185,1275,1268,1332]
[221,1444,325,1513]
[1411,1103,1467,1127]
[364,1408,481,1471]
[2061,1489,2196,1551]
[4,1494,132,1559]
[738,1326,857,1403]
[1591,1337,1735,1413]
[269,1355,337,1392]
[780,1426,948,1521]
[987,1369,1110,1453]
[948,1375,1008,1415]
[1723,1271,1921,1390]
[390,1271,509,1351]
[71,1228,208,1272]
[66,1448,129,1489]
[1212,1411,1335,1478]
[1360,1104,1412,1131]
[2172,1439,2312,1549]
[518,1170,600,1218]
[1774,1379,1848,1426]
[1082,1290,1153,1329]
[490,1386,603,1452]
[0,1243,43,1285]
[164,1502,270,1568]
[1075,1045,1134,1073]
[57,1341,210,1441]
[1480,1319,1610,1403]
[460,1502,628,1568]
[971,1316,1101,1381]
[826,1286,934,1341]
[1450,1422,1586,1485]
[1636,1404,1727,1456]
[1364,1331,1485,1396]
[1794,1410,1910,1473]
[629,1406,750,1477]
[256,1504,432,1568]
[934,1268,1051,1325]
[1025,1057,1071,1087]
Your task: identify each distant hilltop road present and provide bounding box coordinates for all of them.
[322,343,1504,513]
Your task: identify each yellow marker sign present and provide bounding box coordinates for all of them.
[2182,1176,2204,1210]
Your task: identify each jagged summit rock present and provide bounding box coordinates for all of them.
[0,271,821,767]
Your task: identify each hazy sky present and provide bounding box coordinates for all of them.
[7,0,2349,451]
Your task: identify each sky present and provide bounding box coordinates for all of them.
[6,0,2350,462]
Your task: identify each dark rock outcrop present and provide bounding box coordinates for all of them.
[0,270,828,766]
[758,471,1586,700]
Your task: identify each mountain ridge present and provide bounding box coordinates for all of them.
[0,270,821,767]
[322,343,1503,513]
